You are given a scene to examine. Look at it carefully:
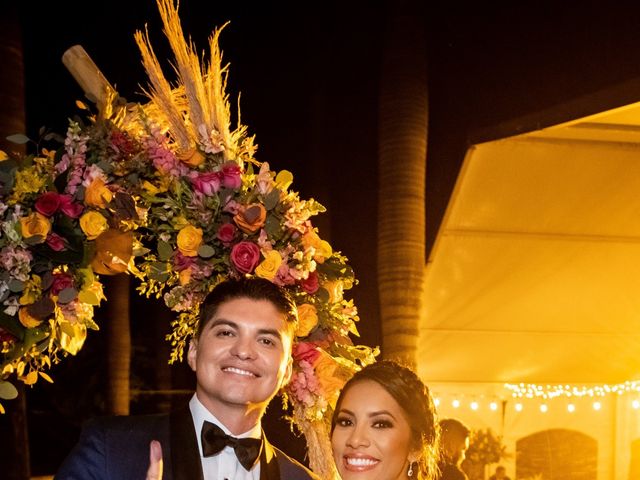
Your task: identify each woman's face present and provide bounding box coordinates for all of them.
[331,380,415,480]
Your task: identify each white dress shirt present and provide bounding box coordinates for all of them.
[189,394,262,480]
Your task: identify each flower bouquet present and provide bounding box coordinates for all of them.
[0,0,377,476]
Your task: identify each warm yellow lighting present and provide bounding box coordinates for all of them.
[540,404,548,413]
[515,403,523,412]
[470,401,479,411]
[434,398,440,407]
[593,401,602,411]
[567,403,576,413]
[452,399,460,408]
[505,381,640,399]
[632,400,640,409]
[489,402,498,411]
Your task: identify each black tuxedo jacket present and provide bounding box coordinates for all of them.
[54,406,320,480]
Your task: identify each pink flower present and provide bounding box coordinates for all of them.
[191,172,222,196]
[221,161,242,189]
[58,195,84,218]
[35,192,61,216]
[51,273,74,296]
[301,271,319,294]
[230,241,260,274]
[223,199,241,214]
[216,223,237,244]
[46,232,67,252]
[293,342,321,365]
[274,263,296,286]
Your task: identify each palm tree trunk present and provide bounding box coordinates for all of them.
[0,5,31,479]
[104,274,131,415]
[377,3,428,368]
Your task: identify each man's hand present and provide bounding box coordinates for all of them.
[146,440,163,480]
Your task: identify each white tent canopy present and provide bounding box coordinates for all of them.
[419,102,640,479]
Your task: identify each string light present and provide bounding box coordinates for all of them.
[632,400,640,410]
[505,380,640,399]
[470,401,479,411]
[593,401,602,411]
[540,404,548,413]
[567,403,576,413]
[515,403,523,412]
[489,402,498,411]
[452,399,460,408]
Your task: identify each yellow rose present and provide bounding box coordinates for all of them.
[255,250,282,281]
[19,212,51,242]
[18,307,43,328]
[84,178,113,208]
[80,211,109,240]
[177,225,203,257]
[295,303,318,337]
[323,280,344,303]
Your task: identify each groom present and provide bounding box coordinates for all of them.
[55,277,319,480]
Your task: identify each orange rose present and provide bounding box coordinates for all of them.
[84,178,113,208]
[314,352,349,402]
[301,229,332,263]
[234,203,267,234]
[19,212,51,242]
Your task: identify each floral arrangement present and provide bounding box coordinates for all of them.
[465,428,508,466]
[0,0,377,476]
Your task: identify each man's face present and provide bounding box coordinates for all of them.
[187,297,293,418]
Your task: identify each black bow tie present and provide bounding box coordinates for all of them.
[201,420,263,471]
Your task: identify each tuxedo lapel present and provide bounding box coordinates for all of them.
[169,406,204,480]
[259,434,281,480]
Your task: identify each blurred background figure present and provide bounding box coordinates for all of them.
[437,418,470,480]
[488,465,511,480]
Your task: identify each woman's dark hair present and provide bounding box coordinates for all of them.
[196,277,298,338]
[331,360,440,480]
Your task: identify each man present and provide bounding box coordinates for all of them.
[56,277,320,479]
[489,466,511,480]
[437,418,471,480]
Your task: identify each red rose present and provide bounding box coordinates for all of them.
[35,192,61,217]
[216,223,237,244]
[301,271,319,294]
[192,171,222,196]
[46,232,66,252]
[59,194,84,218]
[230,241,260,274]
[50,273,74,295]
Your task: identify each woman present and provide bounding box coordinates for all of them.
[331,360,440,480]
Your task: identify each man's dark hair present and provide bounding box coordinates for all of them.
[439,418,470,439]
[196,277,298,338]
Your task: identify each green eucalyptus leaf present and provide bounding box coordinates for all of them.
[6,133,30,145]
[263,189,281,211]
[198,244,215,258]
[0,381,19,400]
[157,241,173,261]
